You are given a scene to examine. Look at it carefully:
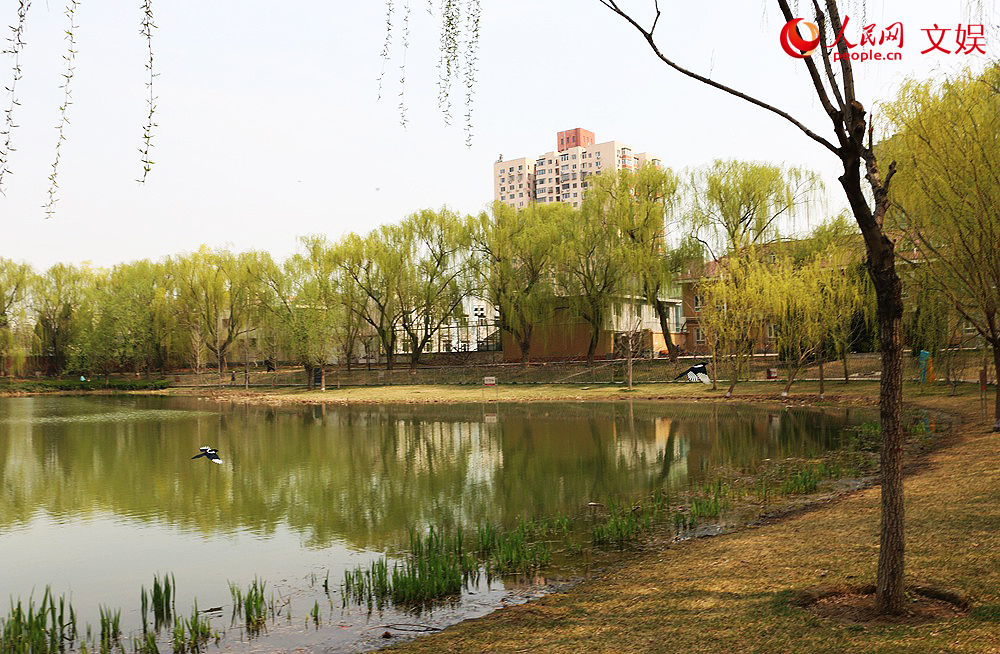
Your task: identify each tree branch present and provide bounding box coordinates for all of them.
[598,0,839,156]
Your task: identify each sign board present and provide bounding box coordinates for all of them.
[483,376,497,386]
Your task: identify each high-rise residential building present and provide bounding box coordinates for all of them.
[493,128,661,210]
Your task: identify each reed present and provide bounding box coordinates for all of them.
[133,630,159,654]
[98,605,120,653]
[0,587,76,654]
[149,573,174,630]
[242,578,267,636]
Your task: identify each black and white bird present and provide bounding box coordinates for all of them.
[192,446,223,464]
[674,362,712,385]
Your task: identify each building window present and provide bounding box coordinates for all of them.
[695,328,705,344]
[693,294,704,311]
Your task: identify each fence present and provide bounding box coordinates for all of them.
[164,348,997,388]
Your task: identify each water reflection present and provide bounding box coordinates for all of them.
[0,396,865,552]
[0,396,872,649]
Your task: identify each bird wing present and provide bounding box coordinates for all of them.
[697,372,712,385]
[687,371,698,382]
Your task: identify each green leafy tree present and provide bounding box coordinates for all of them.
[883,63,1000,430]
[395,208,474,367]
[556,201,628,365]
[171,247,265,379]
[32,263,91,375]
[259,249,337,389]
[334,229,406,370]
[471,202,568,362]
[687,159,822,257]
[0,259,32,376]
[584,164,692,361]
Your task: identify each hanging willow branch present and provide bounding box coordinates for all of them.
[461,0,479,147]
[376,0,394,102]
[44,0,79,219]
[138,0,157,183]
[0,0,31,195]
[398,0,410,130]
[380,0,480,144]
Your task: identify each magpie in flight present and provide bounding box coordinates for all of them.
[192,446,223,464]
[674,362,712,385]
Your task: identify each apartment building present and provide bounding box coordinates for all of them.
[493,128,662,210]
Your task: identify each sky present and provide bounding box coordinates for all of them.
[1,0,996,272]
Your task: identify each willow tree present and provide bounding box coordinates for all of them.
[883,64,1000,430]
[687,159,822,257]
[171,247,265,379]
[767,236,869,398]
[395,208,475,367]
[698,254,771,396]
[334,228,407,370]
[471,202,569,362]
[584,163,691,360]
[686,159,820,393]
[557,200,630,366]
[259,246,338,390]
[0,258,32,376]
[31,263,92,375]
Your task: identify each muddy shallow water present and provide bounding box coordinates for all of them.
[0,395,874,652]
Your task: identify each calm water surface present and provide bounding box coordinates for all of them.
[0,395,871,651]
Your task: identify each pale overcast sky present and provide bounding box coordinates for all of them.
[1,0,995,271]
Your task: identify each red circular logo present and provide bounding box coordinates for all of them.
[780,18,820,58]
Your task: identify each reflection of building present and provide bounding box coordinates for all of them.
[494,128,662,210]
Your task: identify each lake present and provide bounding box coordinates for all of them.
[0,395,872,652]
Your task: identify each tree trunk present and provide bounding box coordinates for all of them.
[992,342,1000,432]
[836,127,906,614]
[872,262,905,615]
[654,298,679,362]
[782,362,802,397]
[819,357,825,400]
